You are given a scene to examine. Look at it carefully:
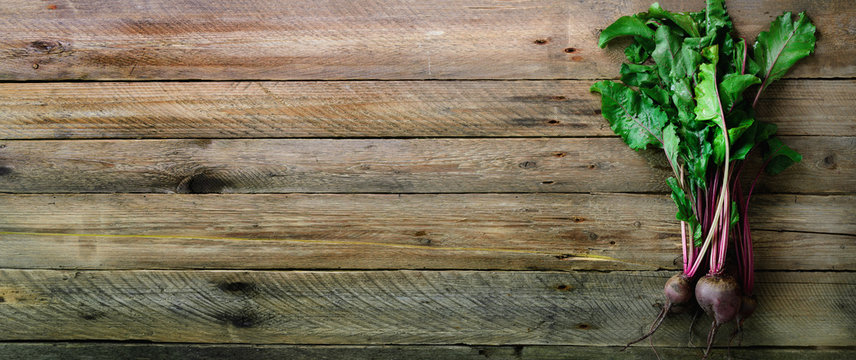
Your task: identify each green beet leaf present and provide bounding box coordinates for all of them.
[667,177,693,223]
[646,2,700,37]
[624,38,651,64]
[753,12,817,100]
[692,218,703,245]
[663,123,681,174]
[620,63,659,87]
[719,73,761,112]
[671,38,702,80]
[670,77,696,124]
[679,126,713,189]
[590,81,667,150]
[754,121,778,143]
[598,16,655,48]
[693,46,725,127]
[641,86,671,107]
[651,25,682,81]
[713,114,753,164]
[730,111,760,161]
[730,201,740,226]
[701,0,732,47]
[764,137,802,175]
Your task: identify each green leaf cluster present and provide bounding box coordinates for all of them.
[591,0,815,238]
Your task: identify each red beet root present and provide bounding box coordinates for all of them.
[695,274,741,358]
[665,273,694,313]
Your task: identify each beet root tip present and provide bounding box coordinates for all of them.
[623,274,695,351]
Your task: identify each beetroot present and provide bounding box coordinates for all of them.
[695,274,741,357]
[665,274,694,313]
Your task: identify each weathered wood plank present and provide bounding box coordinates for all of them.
[755,80,856,137]
[0,80,850,139]
[1,344,852,360]
[1,194,852,271]
[0,270,853,346]
[0,137,851,194]
[0,0,849,80]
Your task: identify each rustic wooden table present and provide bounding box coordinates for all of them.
[0,0,853,358]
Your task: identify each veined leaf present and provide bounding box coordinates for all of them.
[719,36,742,76]
[641,86,671,106]
[754,121,778,143]
[590,81,668,150]
[670,77,696,124]
[671,38,702,80]
[764,137,802,175]
[679,126,713,189]
[753,12,817,97]
[730,201,740,226]
[667,177,693,222]
[730,110,761,161]
[744,56,761,77]
[731,37,748,75]
[663,123,681,174]
[647,2,700,37]
[652,25,682,82]
[620,63,659,87]
[692,218,703,245]
[693,46,724,126]
[701,0,732,47]
[713,114,753,164]
[599,16,655,48]
[719,73,761,111]
[624,38,651,64]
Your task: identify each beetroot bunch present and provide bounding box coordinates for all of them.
[591,0,816,357]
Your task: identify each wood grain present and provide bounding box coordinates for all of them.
[1,194,852,271]
[0,0,850,80]
[0,270,853,346]
[0,137,852,194]
[0,80,851,140]
[1,344,852,360]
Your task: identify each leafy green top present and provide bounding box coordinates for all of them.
[751,11,817,107]
[591,0,815,233]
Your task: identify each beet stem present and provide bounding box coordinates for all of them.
[689,160,730,278]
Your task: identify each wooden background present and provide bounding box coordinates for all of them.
[0,0,854,358]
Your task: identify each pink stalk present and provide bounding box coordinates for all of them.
[681,221,688,273]
[732,177,745,275]
[689,225,696,269]
[746,229,754,293]
[715,189,729,273]
[733,222,743,274]
[709,227,718,271]
[677,166,691,274]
